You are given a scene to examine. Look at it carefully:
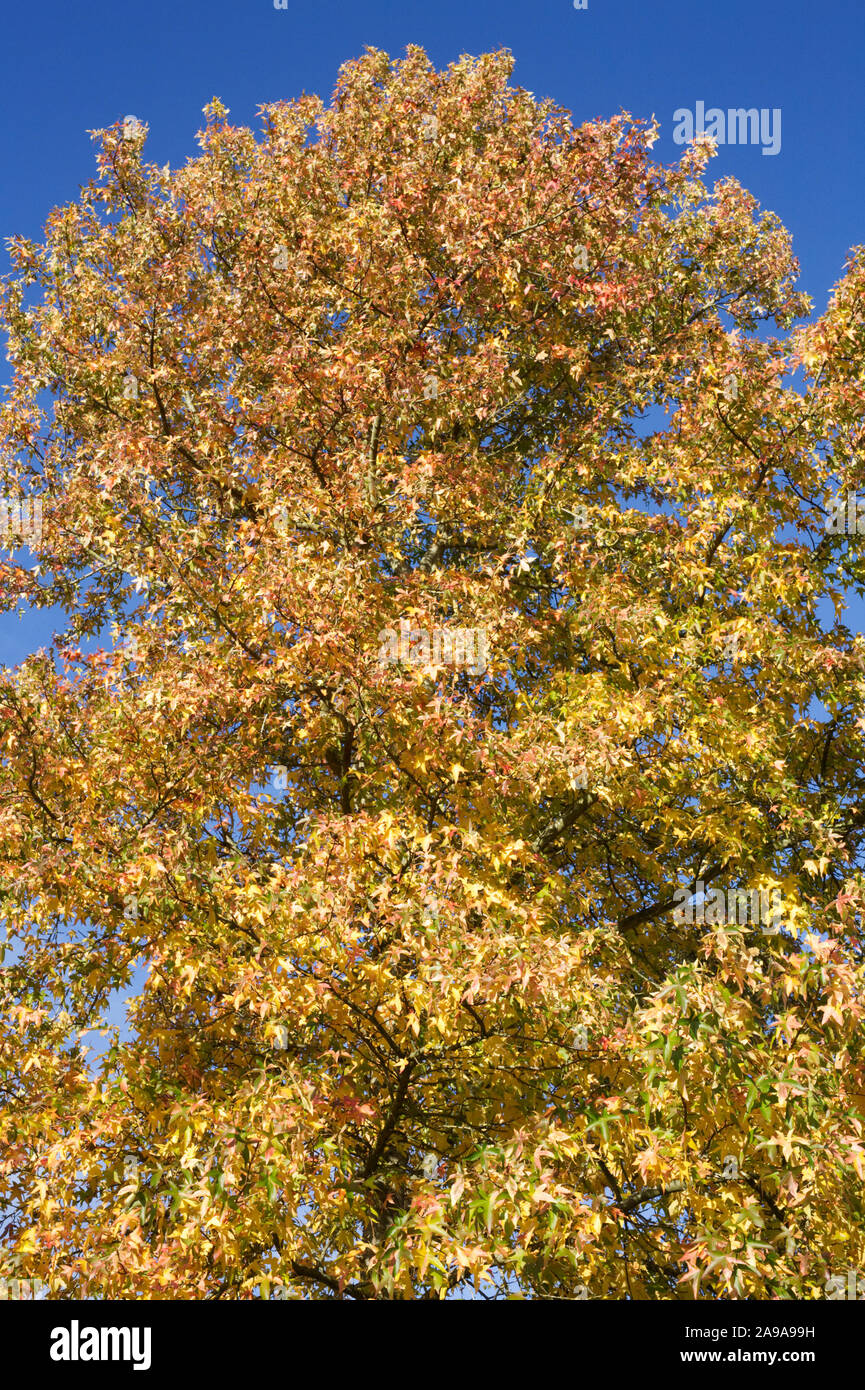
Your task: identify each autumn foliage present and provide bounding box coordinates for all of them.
[1,47,865,1299]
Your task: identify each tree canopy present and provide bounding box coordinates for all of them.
[1,46,865,1300]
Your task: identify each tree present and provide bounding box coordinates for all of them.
[1,45,864,1301]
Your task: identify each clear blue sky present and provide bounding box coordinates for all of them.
[0,0,863,667]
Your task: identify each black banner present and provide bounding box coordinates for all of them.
[1,1295,858,1379]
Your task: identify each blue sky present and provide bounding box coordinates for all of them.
[0,0,861,302]
[0,0,862,655]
